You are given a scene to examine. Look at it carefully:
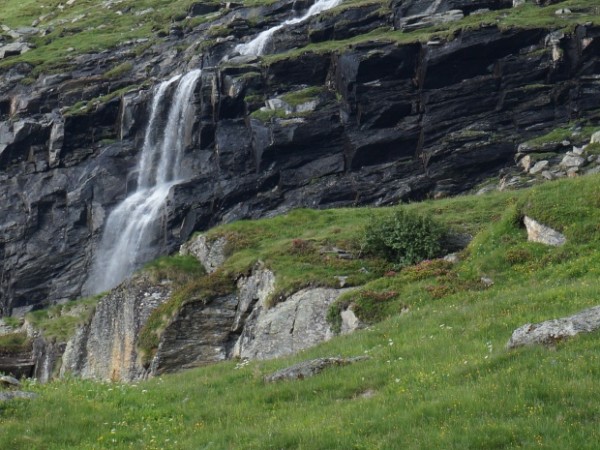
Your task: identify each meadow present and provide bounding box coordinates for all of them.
[2,173,600,449]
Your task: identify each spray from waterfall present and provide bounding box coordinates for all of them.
[235,0,343,56]
[85,69,202,294]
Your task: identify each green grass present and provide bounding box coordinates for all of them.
[0,316,23,329]
[0,332,31,354]
[279,86,323,106]
[525,124,598,148]
[0,0,201,76]
[63,83,145,116]
[1,0,600,446]
[24,295,102,342]
[2,174,600,448]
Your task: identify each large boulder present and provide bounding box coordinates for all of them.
[507,306,600,348]
[233,287,342,360]
[179,234,227,273]
[523,216,566,246]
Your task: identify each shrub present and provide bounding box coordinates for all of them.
[362,209,449,268]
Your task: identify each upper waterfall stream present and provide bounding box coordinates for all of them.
[235,0,343,56]
[85,70,201,294]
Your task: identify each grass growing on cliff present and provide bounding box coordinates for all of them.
[0,332,31,354]
[0,0,201,76]
[264,0,600,64]
[24,295,101,343]
[2,174,600,448]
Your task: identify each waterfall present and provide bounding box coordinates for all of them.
[235,0,343,56]
[85,69,202,294]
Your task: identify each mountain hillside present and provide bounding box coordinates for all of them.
[0,0,599,315]
[2,171,600,448]
[1,0,600,447]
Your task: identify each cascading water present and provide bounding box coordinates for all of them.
[86,0,341,295]
[85,69,202,294]
[235,0,343,56]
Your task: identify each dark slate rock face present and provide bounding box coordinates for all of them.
[0,0,599,317]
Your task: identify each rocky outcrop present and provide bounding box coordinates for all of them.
[523,216,566,246]
[60,274,172,381]
[233,287,342,360]
[150,293,240,374]
[507,305,600,348]
[57,253,347,381]
[0,338,34,379]
[180,234,227,273]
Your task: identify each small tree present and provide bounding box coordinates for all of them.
[362,209,448,267]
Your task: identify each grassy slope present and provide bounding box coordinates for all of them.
[1,0,599,77]
[2,173,600,449]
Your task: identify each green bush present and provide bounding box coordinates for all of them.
[362,209,448,267]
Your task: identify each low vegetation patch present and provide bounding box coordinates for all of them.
[0,332,32,354]
[25,295,101,342]
[144,254,205,284]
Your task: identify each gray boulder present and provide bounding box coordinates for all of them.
[529,160,549,175]
[507,306,600,348]
[0,391,37,401]
[560,153,586,168]
[180,234,227,273]
[264,356,369,382]
[233,287,343,360]
[0,42,31,59]
[0,375,20,388]
[523,216,566,246]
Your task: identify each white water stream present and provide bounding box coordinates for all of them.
[235,0,343,56]
[86,0,342,294]
[86,70,201,294]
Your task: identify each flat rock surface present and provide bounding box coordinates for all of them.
[507,305,600,348]
[0,391,37,401]
[264,356,369,382]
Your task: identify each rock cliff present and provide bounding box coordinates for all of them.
[58,242,347,381]
[0,0,599,378]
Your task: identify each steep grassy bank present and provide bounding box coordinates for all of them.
[2,0,599,78]
[2,173,600,449]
